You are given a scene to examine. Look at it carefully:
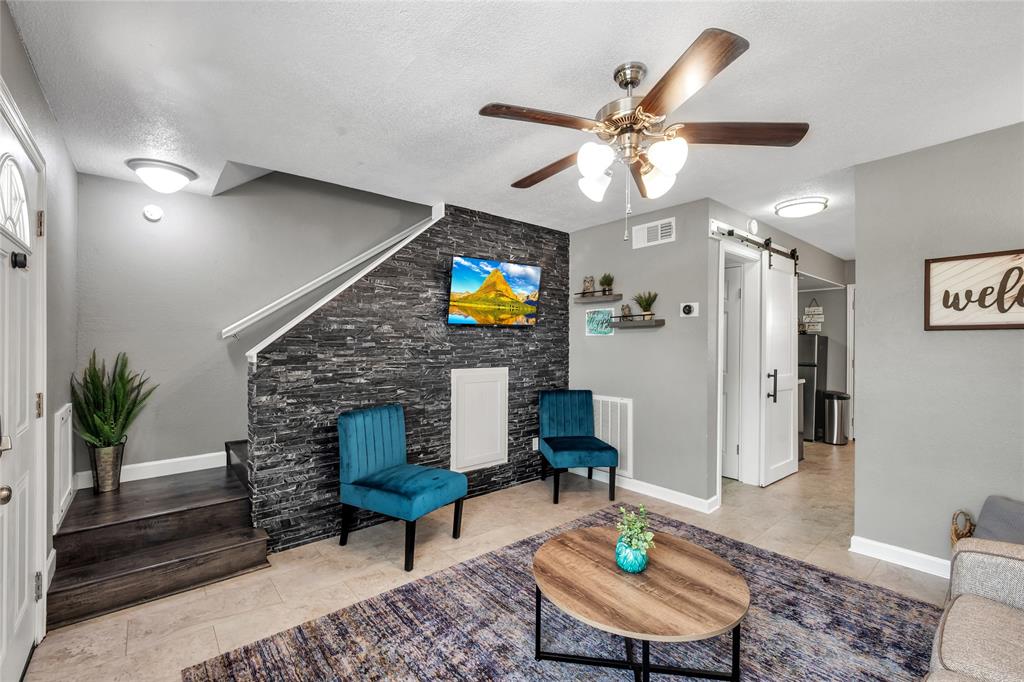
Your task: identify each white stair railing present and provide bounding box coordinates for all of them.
[237,203,445,363]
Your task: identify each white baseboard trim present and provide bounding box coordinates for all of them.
[849,535,951,579]
[74,450,225,490]
[568,468,719,514]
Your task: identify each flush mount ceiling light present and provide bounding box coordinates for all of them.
[774,196,828,218]
[125,158,198,194]
[478,28,810,204]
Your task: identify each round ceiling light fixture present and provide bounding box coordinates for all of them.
[125,158,198,194]
[774,196,828,218]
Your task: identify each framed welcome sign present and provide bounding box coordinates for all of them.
[924,248,1024,330]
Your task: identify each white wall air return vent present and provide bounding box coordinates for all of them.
[632,217,676,249]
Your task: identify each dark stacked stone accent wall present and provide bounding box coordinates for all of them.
[248,206,569,549]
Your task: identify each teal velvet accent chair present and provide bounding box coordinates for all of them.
[338,403,467,571]
[538,389,618,504]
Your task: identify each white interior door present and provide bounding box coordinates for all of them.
[760,251,798,486]
[721,266,741,479]
[0,120,43,681]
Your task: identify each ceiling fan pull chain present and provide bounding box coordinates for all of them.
[623,171,632,242]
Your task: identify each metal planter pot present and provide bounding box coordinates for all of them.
[89,440,125,493]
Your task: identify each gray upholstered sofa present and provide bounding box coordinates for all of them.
[925,537,1024,681]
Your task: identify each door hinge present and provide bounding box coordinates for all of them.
[737,288,741,300]
[36,210,45,237]
[736,444,740,455]
[36,392,44,418]
[34,571,42,601]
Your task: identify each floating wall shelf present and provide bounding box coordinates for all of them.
[573,293,623,304]
[610,318,665,329]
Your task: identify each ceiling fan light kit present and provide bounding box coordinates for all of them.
[774,196,828,218]
[578,173,612,202]
[479,27,810,208]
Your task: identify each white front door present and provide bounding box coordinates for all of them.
[760,251,798,486]
[721,266,741,480]
[0,104,44,682]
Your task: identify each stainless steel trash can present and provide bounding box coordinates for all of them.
[824,391,850,445]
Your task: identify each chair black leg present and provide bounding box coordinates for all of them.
[404,520,417,572]
[609,467,616,501]
[553,469,560,504]
[587,467,593,480]
[339,504,355,546]
[453,498,464,539]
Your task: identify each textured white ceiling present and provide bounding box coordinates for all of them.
[9,1,1024,259]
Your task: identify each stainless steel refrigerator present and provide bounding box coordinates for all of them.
[799,334,829,441]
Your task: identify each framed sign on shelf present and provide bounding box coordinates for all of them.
[924,248,1024,330]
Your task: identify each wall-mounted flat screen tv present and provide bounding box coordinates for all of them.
[447,256,541,326]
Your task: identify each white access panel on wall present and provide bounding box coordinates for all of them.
[450,367,509,473]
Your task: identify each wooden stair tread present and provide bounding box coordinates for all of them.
[58,467,247,535]
[50,527,268,593]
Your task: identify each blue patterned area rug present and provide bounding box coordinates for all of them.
[182,507,941,681]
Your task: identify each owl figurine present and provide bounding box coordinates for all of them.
[581,275,596,296]
[620,303,633,320]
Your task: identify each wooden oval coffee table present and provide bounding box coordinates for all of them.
[532,527,750,681]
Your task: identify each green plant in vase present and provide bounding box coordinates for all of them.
[70,351,157,494]
[598,273,614,295]
[615,505,655,573]
[632,291,658,320]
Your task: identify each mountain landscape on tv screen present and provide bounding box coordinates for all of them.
[448,258,540,326]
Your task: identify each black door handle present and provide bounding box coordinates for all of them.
[10,252,28,269]
[767,369,779,403]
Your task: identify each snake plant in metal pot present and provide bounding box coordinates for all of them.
[70,351,157,493]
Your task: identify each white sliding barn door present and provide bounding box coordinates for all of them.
[760,251,798,486]
[450,368,508,472]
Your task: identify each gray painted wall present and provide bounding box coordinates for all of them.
[2,1,78,549]
[570,199,714,499]
[855,123,1024,559]
[844,260,856,284]
[570,197,849,502]
[76,173,428,471]
[798,290,847,392]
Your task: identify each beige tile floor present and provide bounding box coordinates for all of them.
[27,441,948,681]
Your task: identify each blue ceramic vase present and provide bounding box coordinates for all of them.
[615,537,649,573]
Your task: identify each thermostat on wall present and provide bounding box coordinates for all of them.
[680,302,700,317]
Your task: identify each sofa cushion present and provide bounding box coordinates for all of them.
[341,464,467,522]
[539,435,618,470]
[932,593,1024,682]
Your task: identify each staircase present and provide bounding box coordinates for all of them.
[48,466,269,628]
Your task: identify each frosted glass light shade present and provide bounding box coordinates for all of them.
[648,138,689,175]
[774,196,828,218]
[643,167,676,199]
[126,158,198,194]
[578,173,611,202]
[576,142,615,178]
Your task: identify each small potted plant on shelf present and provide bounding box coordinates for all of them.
[70,351,157,494]
[599,273,614,295]
[632,291,658,320]
[615,505,655,573]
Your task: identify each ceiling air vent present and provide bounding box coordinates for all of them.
[632,217,676,249]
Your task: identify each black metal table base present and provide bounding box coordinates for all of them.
[534,586,741,681]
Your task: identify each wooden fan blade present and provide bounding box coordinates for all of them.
[676,122,809,147]
[639,28,750,118]
[480,103,604,133]
[629,161,649,199]
[511,153,578,188]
